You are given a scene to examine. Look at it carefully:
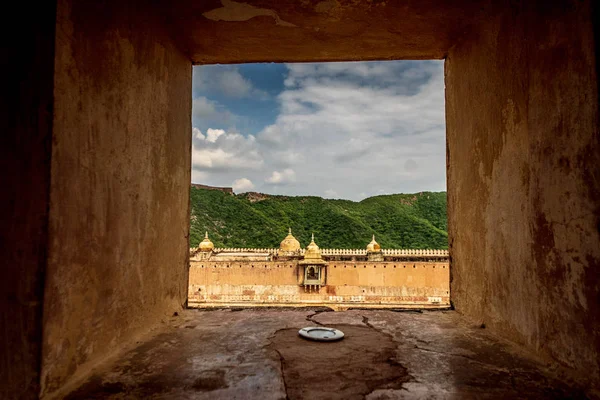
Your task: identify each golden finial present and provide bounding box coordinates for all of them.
[280,226,300,252]
[367,234,381,252]
[304,232,321,259]
[199,231,214,252]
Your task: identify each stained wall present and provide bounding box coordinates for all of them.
[39,0,192,398]
[164,0,488,63]
[446,0,600,388]
[189,261,449,308]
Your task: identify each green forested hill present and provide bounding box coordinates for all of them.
[189,187,448,250]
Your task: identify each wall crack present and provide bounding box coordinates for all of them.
[305,309,331,326]
[273,348,290,400]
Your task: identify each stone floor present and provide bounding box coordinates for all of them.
[66,308,588,399]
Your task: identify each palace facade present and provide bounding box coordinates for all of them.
[189,229,449,309]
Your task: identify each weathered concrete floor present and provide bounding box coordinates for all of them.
[66,309,587,399]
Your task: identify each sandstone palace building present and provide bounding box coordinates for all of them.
[189,229,449,309]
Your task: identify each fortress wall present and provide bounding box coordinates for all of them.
[189,262,300,286]
[188,261,449,307]
[327,262,449,297]
[190,184,233,194]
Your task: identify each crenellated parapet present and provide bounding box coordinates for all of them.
[382,249,449,257]
[213,247,278,254]
[321,249,367,255]
[190,228,449,261]
[191,246,449,258]
[190,230,448,259]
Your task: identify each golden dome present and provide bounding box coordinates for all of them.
[304,233,322,259]
[366,235,381,252]
[198,232,214,252]
[280,228,301,252]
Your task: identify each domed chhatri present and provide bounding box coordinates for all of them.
[304,233,322,260]
[198,232,214,252]
[280,227,301,253]
[366,234,384,261]
[366,235,381,252]
[300,233,327,291]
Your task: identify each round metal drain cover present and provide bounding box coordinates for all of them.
[298,327,344,342]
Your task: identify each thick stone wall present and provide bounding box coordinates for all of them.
[446,0,600,388]
[40,0,192,398]
[0,2,57,399]
[165,0,487,63]
[189,261,449,308]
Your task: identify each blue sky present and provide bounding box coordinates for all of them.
[191,61,446,201]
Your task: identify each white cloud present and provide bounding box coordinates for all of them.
[404,158,419,172]
[191,127,263,172]
[191,61,446,200]
[218,70,253,98]
[265,168,296,185]
[191,169,208,184]
[193,66,266,99]
[205,128,225,143]
[232,178,254,192]
[253,60,447,199]
[192,97,234,129]
[324,189,338,198]
[192,97,218,119]
[192,127,205,141]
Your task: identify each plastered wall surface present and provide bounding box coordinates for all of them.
[446,0,600,388]
[163,0,487,63]
[40,0,192,397]
[189,261,449,307]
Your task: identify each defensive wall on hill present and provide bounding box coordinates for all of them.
[190,183,233,194]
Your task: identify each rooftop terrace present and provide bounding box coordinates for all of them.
[64,309,584,399]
